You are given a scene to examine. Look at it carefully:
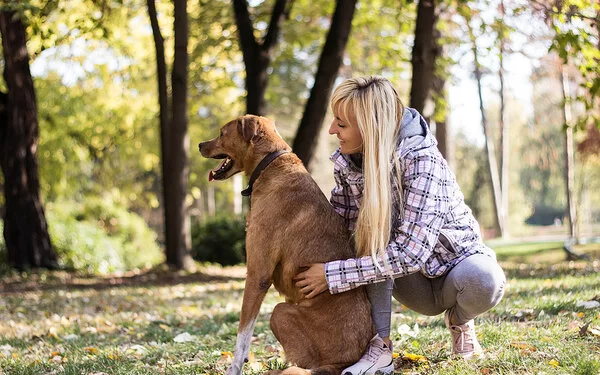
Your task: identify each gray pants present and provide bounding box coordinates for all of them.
[367,254,506,338]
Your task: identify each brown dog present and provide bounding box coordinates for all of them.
[198,115,373,375]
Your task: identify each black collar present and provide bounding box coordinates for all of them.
[241,150,289,197]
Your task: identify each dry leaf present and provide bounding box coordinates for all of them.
[510,341,537,355]
[576,300,600,309]
[85,347,99,355]
[402,352,428,362]
[173,332,197,343]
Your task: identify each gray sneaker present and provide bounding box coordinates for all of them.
[444,310,483,359]
[342,334,394,375]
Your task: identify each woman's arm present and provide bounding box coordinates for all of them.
[323,151,451,294]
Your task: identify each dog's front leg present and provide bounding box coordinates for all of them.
[226,272,273,375]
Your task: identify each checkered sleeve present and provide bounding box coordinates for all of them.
[329,165,359,231]
[325,152,450,294]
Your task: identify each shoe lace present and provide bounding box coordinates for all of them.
[361,340,389,363]
[450,325,474,352]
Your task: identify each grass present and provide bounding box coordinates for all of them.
[0,243,599,375]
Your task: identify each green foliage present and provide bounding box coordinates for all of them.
[191,215,246,266]
[548,0,600,130]
[46,198,163,274]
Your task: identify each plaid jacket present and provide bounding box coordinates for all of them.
[325,120,496,294]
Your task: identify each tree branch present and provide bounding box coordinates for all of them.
[233,0,259,60]
[263,0,290,51]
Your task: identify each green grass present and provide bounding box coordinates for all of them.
[1,243,599,375]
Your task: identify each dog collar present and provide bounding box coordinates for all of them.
[241,150,290,197]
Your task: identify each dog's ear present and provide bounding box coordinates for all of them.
[238,116,260,143]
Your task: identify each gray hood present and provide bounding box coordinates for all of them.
[399,107,427,139]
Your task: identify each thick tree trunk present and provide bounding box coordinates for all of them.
[292,0,357,168]
[165,0,193,269]
[147,0,174,258]
[431,73,450,162]
[0,10,57,270]
[409,0,438,114]
[233,0,290,116]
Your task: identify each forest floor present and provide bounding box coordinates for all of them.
[0,241,599,375]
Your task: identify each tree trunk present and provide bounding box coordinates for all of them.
[233,0,290,116]
[431,73,450,162]
[147,0,175,261]
[560,65,577,240]
[0,10,57,270]
[498,0,509,239]
[409,0,438,114]
[292,0,357,168]
[467,19,503,237]
[164,0,193,269]
[147,0,193,269]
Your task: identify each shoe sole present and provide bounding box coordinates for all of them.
[342,362,395,375]
[374,363,395,375]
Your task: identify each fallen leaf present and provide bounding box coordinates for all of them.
[0,344,13,357]
[402,352,428,362]
[576,300,600,309]
[548,359,560,367]
[589,327,600,337]
[510,341,536,355]
[173,332,197,343]
[85,347,99,355]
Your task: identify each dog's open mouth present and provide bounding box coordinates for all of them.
[209,154,233,181]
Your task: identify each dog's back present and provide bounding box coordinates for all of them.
[247,153,355,301]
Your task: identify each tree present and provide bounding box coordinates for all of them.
[0,7,57,270]
[409,0,439,115]
[233,0,292,116]
[462,7,503,237]
[496,0,510,238]
[147,0,193,270]
[292,0,357,167]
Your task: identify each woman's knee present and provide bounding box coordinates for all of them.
[453,256,506,310]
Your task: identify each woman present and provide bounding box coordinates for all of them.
[295,76,506,375]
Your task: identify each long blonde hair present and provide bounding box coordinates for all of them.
[331,76,404,266]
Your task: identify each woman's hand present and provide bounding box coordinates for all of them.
[294,263,328,299]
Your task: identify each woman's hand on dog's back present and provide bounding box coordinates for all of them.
[294,263,328,299]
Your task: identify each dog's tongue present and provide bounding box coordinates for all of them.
[209,158,228,182]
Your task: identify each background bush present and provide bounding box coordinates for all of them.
[191,215,246,266]
[46,198,164,274]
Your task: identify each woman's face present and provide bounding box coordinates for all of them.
[329,109,363,154]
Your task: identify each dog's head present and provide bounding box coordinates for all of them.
[198,115,290,181]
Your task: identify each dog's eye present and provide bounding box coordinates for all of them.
[338,123,346,128]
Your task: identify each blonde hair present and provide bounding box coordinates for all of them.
[331,76,404,267]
